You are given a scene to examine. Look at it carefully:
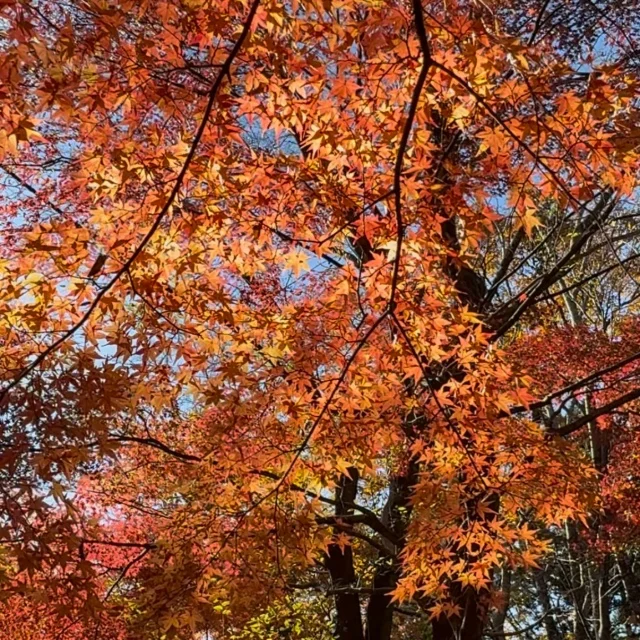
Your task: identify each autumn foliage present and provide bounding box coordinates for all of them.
[1,0,640,638]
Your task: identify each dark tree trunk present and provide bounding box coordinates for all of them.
[364,562,397,640]
[364,458,420,640]
[431,587,486,640]
[326,468,364,640]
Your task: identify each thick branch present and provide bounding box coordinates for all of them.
[510,348,640,416]
[552,387,640,437]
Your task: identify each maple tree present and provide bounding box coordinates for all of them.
[1,0,640,638]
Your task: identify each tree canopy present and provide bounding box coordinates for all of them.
[1,0,640,638]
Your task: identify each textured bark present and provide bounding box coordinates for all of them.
[326,468,364,640]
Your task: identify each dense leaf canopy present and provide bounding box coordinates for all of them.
[1,0,640,638]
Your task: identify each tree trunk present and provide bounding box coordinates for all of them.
[491,565,511,635]
[597,555,612,640]
[565,521,589,640]
[431,587,485,640]
[364,458,420,640]
[534,569,563,640]
[326,468,364,640]
[617,553,640,632]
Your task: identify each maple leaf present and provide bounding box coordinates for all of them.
[284,250,309,276]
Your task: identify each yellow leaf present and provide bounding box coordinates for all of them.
[285,250,309,276]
